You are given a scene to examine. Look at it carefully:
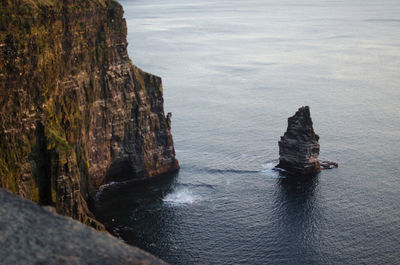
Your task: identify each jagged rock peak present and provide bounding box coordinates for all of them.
[276,106,321,175]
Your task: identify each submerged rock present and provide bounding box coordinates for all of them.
[276,106,322,175]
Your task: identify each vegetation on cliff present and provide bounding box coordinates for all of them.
[0,0,179,229]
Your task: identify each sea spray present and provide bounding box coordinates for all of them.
[163,187,201,205]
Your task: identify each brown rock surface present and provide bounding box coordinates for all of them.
[0,0,179,227]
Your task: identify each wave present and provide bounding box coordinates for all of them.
[95,181,118,200]
[179,182,216,190]
[261,160,278,171]
[163,182,216,205]
[365,19,400,23]
[260,160,286,178]
[163,187,201,205]
[203,168,260,174]
[182,159,280,176]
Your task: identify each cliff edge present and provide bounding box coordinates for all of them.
[0,0,179,228]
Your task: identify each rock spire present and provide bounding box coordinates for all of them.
[276,106,322,175]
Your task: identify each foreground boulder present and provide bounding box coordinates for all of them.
[276,106,322,175]
[0,188,167,265]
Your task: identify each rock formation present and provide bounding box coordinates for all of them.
[319,160,339,170]
[0,0,179,228]
[0,188,167,265]
[276,106,322,175]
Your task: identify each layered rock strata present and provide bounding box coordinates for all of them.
[0,188,167,265]
[277,106,321,175]
[0,0,179,228]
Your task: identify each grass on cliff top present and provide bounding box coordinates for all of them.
[18,0,112,9]
[22,0,56,8]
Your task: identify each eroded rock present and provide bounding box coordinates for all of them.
[276,106,338,175]
[276,106,321,175]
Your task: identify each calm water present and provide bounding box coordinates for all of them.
[95,0,400,264]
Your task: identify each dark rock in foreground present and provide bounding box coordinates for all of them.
[277,106,321,175]
[276,106,337,175]
[0,188,167,265]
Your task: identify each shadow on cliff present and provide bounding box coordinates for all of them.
[93,171,179,230]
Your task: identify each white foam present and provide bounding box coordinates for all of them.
[260,161,286,178]
[163,187,200,205]
[98,181,117,191]
[96,181,117,200]
[262,161,278,171]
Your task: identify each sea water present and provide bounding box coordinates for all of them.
[95,0,400,264]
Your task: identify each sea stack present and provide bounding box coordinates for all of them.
[277,106,321,175]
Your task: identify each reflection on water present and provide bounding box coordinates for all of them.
[273,175,322,263]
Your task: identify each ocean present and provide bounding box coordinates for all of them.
[95,0,400,264]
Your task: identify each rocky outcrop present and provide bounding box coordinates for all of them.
[0,0,178,228]
[0,188,167,265]
[319,160,338,170]
[276,106,321,175]
[276,106,338,175]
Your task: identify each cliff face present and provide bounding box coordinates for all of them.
[0,0,179,228]
[277,106,321,175]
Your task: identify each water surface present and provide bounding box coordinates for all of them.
[96,0,400,264]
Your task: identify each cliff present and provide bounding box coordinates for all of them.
[277,106,321,175]
[0,0,179,228]
[0,188,167,265]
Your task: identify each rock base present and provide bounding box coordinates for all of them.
[319,160,339,170]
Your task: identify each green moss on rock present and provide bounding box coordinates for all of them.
[0,0,178,230]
